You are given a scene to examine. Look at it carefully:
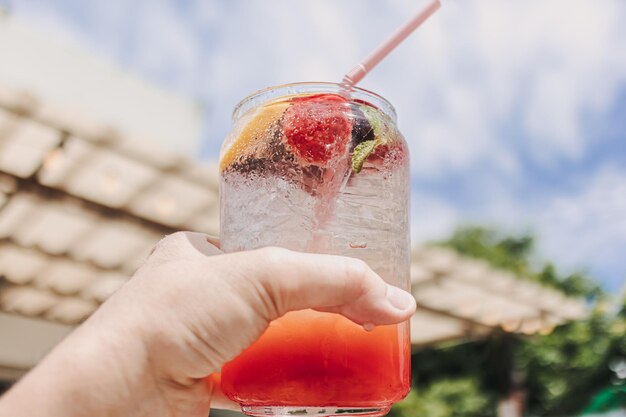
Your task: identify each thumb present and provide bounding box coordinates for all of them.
[241,247,416,326]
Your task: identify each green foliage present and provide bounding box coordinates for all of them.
[619,298,626,319]
[408,334,516,397]
[439,226,602,297]
[440,227,532,277]
[389,378,493,417]
[387,226,626,417]
[517,309,626,415]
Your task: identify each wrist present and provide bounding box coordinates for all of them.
[0,288,160,417]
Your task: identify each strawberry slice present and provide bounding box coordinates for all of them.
[282,94,353,164]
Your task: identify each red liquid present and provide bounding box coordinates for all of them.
[221,310,411,407]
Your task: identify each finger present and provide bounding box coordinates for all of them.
[246,247,416,326]
[149,232,222,265]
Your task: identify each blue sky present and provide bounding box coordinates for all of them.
[10,0,626,292]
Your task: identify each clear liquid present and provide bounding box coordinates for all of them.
[220,156,410,288]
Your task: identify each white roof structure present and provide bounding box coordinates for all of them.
[0,80,218,357]
[0,81,587,379]
[0,12,203,155]
[409,247,586,346]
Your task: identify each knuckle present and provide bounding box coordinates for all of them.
[161,231,191,246]
[147,231,193,263]
[256,246,291,268]
[345,258,369,280]
[252,247,293,316]
[231,248,287,320]
[341,257,370,296]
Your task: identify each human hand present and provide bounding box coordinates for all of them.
[0,232,416,417]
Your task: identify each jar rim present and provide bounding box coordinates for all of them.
[232,82,397,123]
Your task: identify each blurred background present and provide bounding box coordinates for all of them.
[0,0,624,416]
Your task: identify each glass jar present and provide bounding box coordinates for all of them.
[218,82,411,417]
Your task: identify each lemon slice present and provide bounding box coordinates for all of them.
[219,102,289,172]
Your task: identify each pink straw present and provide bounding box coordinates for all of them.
[342,0,441,87]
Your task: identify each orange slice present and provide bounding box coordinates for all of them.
[219,102,289,172]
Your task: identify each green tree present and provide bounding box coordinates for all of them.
[517,309,625,415]
[390,377,491,417]
[390,226,624,417]
[442,226,602,297]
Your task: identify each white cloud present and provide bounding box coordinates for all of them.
[362,0,626,178]
[128,1,200,94]
[15,0,626,166]
[411,166,626,289]
[7,3,97,56]
[532,167,626,288]
[411,193,461,244]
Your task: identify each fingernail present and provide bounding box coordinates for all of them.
[386,285,415,311]
[363,323,375,332]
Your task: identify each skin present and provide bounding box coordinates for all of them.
[0,232,416,417]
